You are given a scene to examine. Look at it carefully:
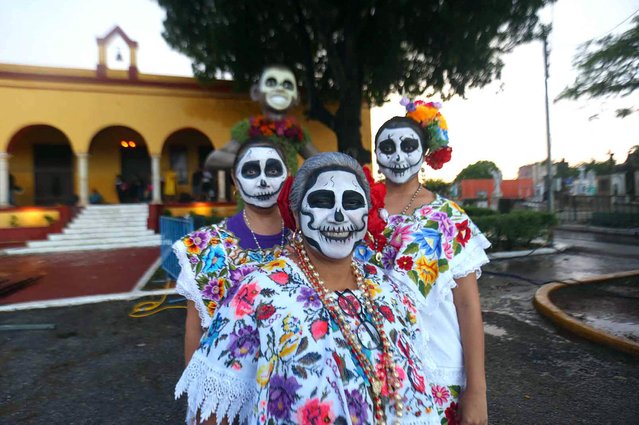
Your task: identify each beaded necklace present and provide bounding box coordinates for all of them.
[400,182,423,215]
[292,236,404,425]
[242,209,285,254]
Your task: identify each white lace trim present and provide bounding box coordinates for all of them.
[431,366,467,387]
[175,353,255,425]
[173,227,226,329]
[417,233,491,318]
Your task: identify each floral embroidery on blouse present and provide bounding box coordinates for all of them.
[356,195,483,299]
[178,257,438,424]
[176,221,284,320]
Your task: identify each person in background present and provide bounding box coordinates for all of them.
[89,188,104,204]
[191,167,203,201]
[163,169,177,203]
[172,138,290,367]
[371,99,490,425]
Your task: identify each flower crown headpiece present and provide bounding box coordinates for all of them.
[400,97,452,170]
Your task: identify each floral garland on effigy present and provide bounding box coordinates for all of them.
[231,115,310,174]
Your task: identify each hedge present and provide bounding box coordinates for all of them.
[471,210,556,251]
[590,212,639,228]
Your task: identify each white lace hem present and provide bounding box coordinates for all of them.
[175,353,255,425]
[173,233,220,329]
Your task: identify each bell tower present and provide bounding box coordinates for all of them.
[96,26,139,80]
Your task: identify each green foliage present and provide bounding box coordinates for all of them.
[158,0,550,159]
[590,212,639,228]
[9,215,19,228]
[424,179,450,197]
[474,210,556,251]
[454,160,500,182]
[43,215,55,226]
[463,206,497,217]
[189,212,224,228]
[557,15,639,115]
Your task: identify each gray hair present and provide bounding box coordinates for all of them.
[289,152,371,214]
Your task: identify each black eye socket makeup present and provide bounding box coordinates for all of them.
[379,139,396,155]
[282,80,294,90]
[241,161,261,179]
[400,138,420,153]
[342,190,366,210]
[265,77,277,87]
[307,189,336,209]
[265,159,284,177]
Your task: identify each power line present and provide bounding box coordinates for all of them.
[594,7,639,39]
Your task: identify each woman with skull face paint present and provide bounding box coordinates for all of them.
[173,138,290,366]
[175,152,439,425]
[371,100,491,425]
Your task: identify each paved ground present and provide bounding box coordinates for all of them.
[1,233,638,424]
[0,248,159,305]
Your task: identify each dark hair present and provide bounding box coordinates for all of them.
[232,138,287,173]
[374,116,430,152]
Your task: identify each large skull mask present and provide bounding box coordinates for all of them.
[375,127,424,184]
[300,170,368,259]
[235,146,287,208]
[254,67,299,113]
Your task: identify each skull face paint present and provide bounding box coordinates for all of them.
[234,147,287,208]
[375,127,424,184]
[300,170,368,259]
[258,67,299,112]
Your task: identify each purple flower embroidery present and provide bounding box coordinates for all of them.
[387,215,404,227]
[229,265,257,283]
[296,286,322,309]
[189,256,199,265]
[268,374,301,420]
[202,278,224,301]
[381,245,398,270]
[190,230,211,251]
[345,389,368,424]
[430,211,455,240]
[227,325,259,358]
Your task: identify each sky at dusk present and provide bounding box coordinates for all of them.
[1,0,638,182]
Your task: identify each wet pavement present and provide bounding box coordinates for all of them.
[551,279,639,342]
[1,233,639,424]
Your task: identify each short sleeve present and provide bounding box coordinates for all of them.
[445,201,491,280]
[173,225,235,329]
[175,278,261,424]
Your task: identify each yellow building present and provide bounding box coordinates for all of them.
[0,27,372,208]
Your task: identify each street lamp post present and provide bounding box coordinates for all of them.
[541,24,554,214]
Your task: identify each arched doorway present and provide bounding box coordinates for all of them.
[89,126,149,203]
[7,125,74,206]
[161,128,214,202]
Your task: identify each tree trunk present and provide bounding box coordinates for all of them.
[334,92,369,164]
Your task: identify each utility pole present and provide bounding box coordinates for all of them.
[541,24,554,214]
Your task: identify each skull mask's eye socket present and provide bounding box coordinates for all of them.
[378,139,396,155]
[265,77,277,87]
[241,161,261,179]
[265,159,284,177]
[400,137,420,153]
[307,190,335,209]
[282,80,294,91]
[342,190,366,210]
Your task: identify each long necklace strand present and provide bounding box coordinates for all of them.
[242,209,285,252]
[400,182,423,215]
[292,237,404,425]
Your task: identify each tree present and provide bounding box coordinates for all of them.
[424,179,451,197]
[557,15,639,117]
[158,0,550,162]
[455,160,500,182]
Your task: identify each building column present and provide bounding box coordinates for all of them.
[217,170,227,202]
[151,154,162,204]
[0,152,10,207]
[77,153,89,206]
